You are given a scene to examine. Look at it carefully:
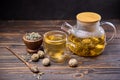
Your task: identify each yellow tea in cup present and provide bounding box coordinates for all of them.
[43,30,67,63]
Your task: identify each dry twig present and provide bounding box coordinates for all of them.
[5,47,39,73]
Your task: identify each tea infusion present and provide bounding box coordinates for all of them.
[44,33,66,62]
[68,33,106,56]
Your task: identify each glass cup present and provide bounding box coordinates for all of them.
[43,30,67,63]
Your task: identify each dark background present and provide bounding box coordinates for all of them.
[0,0,120,20]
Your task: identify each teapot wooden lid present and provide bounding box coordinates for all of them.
[76,12,101,22]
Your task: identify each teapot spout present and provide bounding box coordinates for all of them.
[61,22,73,34]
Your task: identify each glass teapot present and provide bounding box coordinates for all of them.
[61,12,116,57]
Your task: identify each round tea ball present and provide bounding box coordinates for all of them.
[37,50,45,58]
[42,58,50,66]
[68,58,78,67]
[31,54,39,62]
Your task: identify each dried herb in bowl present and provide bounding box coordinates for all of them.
[25,32,42,41]
[23,32,43,53]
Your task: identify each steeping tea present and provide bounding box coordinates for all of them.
[68,33,106,56]
[43,30,67,62]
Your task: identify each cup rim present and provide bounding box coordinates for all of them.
[43,30,67,43]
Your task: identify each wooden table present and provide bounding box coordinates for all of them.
[0,20,120,80]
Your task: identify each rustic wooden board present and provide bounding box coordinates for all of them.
[0,20,120,80]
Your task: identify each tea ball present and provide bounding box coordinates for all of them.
[31,54,39,62]
[68,58,78,67]
[37,50,45,58]
[42,58,50,66]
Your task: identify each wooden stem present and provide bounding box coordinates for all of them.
[5,47,39,73]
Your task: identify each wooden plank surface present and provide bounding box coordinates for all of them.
[0,20,120,80]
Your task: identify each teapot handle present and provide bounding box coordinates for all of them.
[101,22,116,43]
[61,22,73,34]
